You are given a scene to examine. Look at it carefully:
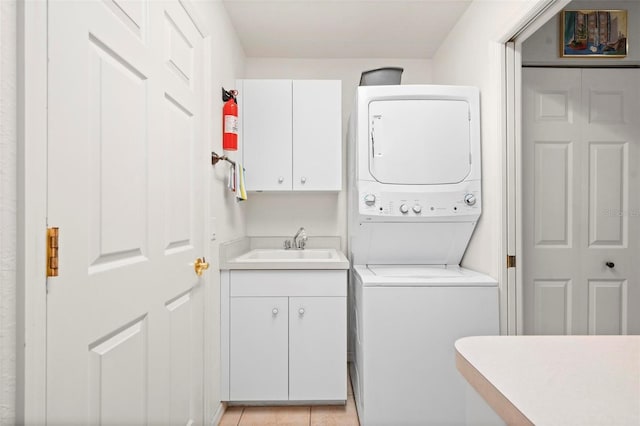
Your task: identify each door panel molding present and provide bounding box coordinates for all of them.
[19,0,212,422]
[588,280,628,335]
[522,68,640,336]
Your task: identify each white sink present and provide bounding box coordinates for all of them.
[235,249,339,262]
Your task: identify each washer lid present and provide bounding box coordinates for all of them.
[356,265,498,287]
[368,99,471,185]
[368,265,465,278]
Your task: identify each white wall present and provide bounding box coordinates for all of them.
[523,0,640,65]
[0,1,17,424]
[192,1,246,423]
[243,58,432,249]
[431,2,550,283]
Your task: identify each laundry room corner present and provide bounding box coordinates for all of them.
[191,1,248,424]
[431,0,562,334]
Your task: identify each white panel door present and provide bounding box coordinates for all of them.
[292,80,342,191]
[47,1,206,423]
[289,297,347,401]
[242,79,293,191]
[230,297,289,401]
[523,68,640,335]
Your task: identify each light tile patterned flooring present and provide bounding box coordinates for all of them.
[219,371,360,426]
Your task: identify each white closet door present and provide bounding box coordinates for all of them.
[522,68,640,335]
[46,1,206,423]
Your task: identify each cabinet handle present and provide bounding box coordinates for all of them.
[272,308,279,315]
[301,177,307,184]
[298,308,305,315]
[278,177,284,184]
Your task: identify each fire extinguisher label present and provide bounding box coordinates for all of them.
[224,115,238,134]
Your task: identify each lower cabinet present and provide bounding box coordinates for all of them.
[222,270,347,403]
[288,296,346,400]
[230,297,289,401]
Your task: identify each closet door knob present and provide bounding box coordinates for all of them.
[278,177,284,184]
[605,261,615,269]
[272,308,279,315]
[301,177,307,184]
[298,308,305,316]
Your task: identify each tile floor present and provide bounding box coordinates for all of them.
[219,371,360,426]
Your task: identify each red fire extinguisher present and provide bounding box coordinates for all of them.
[222,88,238,151]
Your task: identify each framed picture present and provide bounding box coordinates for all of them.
[561,10,627,58]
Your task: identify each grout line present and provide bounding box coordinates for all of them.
[236,407,244,426]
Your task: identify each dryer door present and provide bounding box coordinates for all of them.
[369,99,471,184]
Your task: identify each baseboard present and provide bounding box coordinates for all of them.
[228,400,346,407]
[210,402,226,426]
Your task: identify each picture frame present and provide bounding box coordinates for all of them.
[560,10,627,58]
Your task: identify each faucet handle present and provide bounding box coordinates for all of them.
[297,229,307,249]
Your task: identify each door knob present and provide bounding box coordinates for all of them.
[605,261,615,269]
[298,308,305,315]
[194,257,210,276]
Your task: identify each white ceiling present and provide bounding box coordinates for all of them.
[222,0,472,59]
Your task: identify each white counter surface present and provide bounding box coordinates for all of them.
[219,237,349,270]
[455,336,640,426]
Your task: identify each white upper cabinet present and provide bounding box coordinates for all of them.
[240,79,342,191]
[241,79,293,191]
[292,80,342,190]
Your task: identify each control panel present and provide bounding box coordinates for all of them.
[357,182,480,219]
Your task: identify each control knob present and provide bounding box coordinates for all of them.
[364,194,376,206]
[412,204,422,214]
[399,204,409,214]
[464,194,476,206]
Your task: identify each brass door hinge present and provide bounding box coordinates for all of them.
[47,227,59,277]
[507,255,516,268]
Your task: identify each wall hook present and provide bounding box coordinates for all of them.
[212,151,236,166]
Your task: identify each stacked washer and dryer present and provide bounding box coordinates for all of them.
[347,84,499,425]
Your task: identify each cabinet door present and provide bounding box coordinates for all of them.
[293,80,342,191]
[230,297,288,401]
[242,80,293,191]
[289,297,347,400]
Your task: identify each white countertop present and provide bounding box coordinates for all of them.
[222,248,349,270]
[455,336,640,426]
[219,237,349,270]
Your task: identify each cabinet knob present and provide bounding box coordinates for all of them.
[278,177,284,184]
[272,308,279,315]
[298,308,305,315]
[301,177,307,184]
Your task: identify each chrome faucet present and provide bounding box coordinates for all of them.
[293,227,307,249]
[284,227,307,250]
